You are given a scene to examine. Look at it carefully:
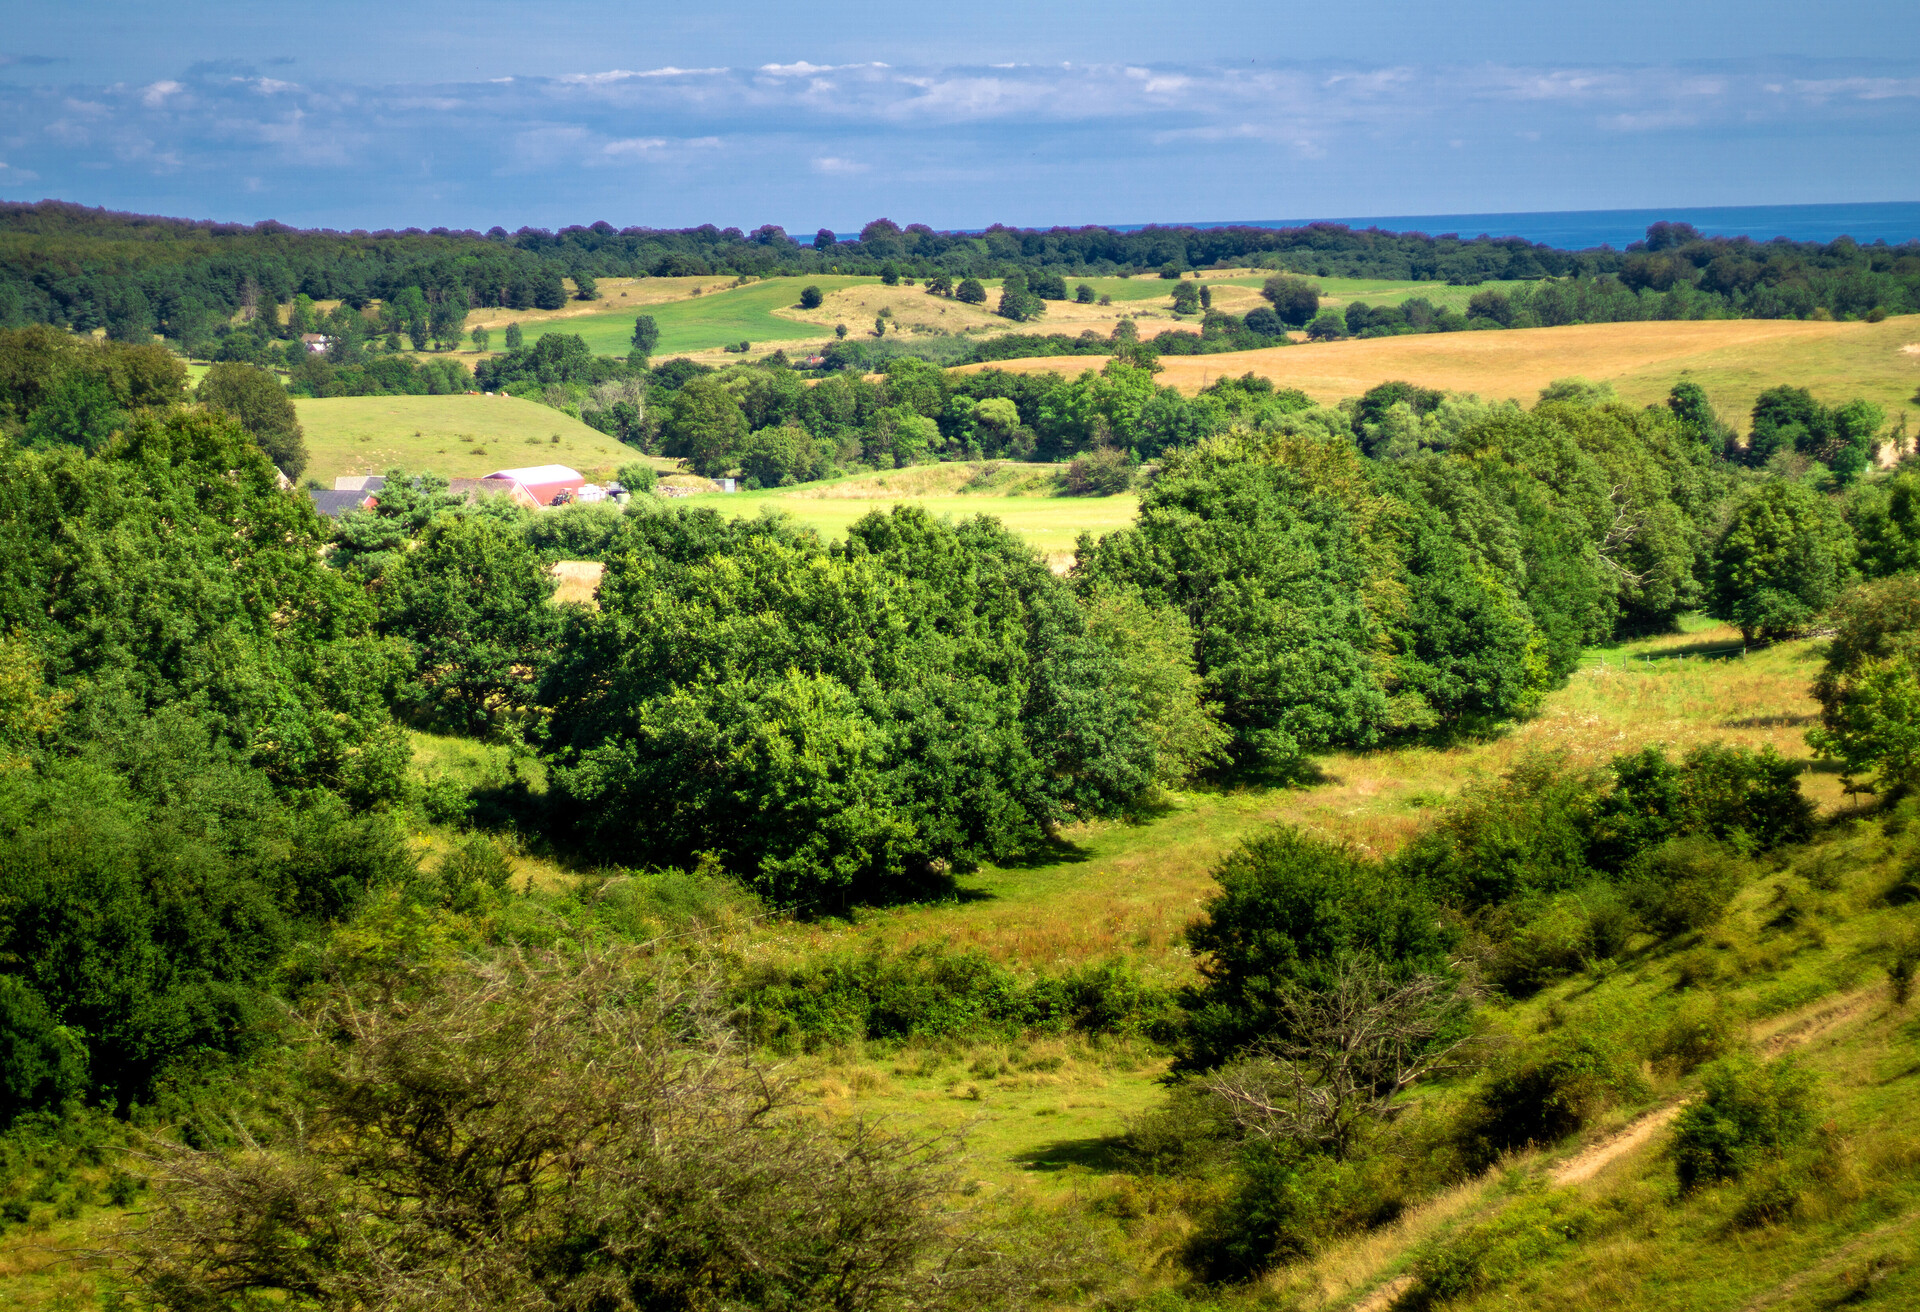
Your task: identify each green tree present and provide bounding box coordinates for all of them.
[427,286,469,351]
[196,361,309,479]
[663,375,749,477]
[389,286,431,351]
[1747,385,1826,465]
[997,273,1044,322]
[1082,589,1228,785]
[1808,575,1920,794]
[738,422,820,487]
[955,278,987,305]
[1171,281,1201,315]
[617,461,658,494]
[630,314,659,357]
[1709,481,1853,642]
[1179,826,1453,1070]
[1075,430,1391,766]
[572,271,599,300]
[1850,467,1920,578]
[1261,274,1320,327]
[503,322,523,351]
[23,370,126,453]
[1667,381,1733,452]
[1305,309,1348,340]
[1075,282,1096,304]
[378,515,560,733]
[470,326,491,352]
[1826,399,1885,485]
[799,285,824,310]
[540,508,1157,908]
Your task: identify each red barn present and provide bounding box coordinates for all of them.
[484,464,586,507]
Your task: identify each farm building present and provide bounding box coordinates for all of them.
[307,489,375,518]
[314,474,541,516]
[485,464,585,507]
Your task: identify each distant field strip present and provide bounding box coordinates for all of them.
[963,316,1920,419]
[515,276,875,355]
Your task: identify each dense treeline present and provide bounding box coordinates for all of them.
[6,201,1917,348]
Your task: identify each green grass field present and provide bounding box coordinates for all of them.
[519,276,878,356]
[296,393,648,485]
[680,463,1140,562]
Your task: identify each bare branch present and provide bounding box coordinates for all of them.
[1200,958,1483,1157]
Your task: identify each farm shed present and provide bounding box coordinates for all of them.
[485,464,586,507]
[308,489,374,518]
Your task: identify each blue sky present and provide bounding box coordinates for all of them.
[2,1,1916,231]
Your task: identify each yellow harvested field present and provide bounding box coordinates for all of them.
[959,316,1920,419]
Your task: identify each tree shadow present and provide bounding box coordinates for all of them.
[1629,640,1748,663]
[1721,713,1819,729]
[1012,1133,1133,1174]
[994,833,1097,870]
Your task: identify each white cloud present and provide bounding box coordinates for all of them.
[558,66,727,85]
[812,156,867,174]
[141,80,183,108]
[602,137,668,156]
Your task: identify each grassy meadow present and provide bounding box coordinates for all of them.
[295,393,657,485]
[683,462,1139,565]
[510,276,877,356]
[970,314,1920,421]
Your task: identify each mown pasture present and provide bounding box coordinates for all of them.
[295,393,657,485]
[965,314,1920,422]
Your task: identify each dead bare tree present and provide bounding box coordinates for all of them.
[121,950,1022,1312]
[1594,483,1650,586]
[1202,957,1483,1159]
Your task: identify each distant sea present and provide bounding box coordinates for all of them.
[905,203,1920,252]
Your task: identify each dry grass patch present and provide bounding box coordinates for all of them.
[549,560,604,607]
[963,316,1920,421]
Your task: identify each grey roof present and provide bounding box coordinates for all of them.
[308,490,369,519]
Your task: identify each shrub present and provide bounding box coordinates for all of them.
[1623,836,1747,935]
[1650,997,1747,1074]
[1484,889,1633,997]
[129,953,1010,1312]
[798,285,824,309]
[1181,826,1454,1070]
[1183,1143,1404,1281]
[1400,1189,1595,1310]
[1593,744,1813,866]
[1063,445,1135,495]
[617,461,658,494]
[1672,1053,1819,1190]
[427,834,515,912]
[1470,1029,1649,1155]
[1394,760,1603,911]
